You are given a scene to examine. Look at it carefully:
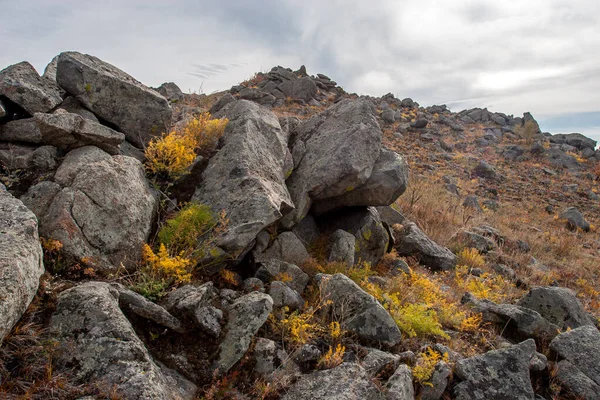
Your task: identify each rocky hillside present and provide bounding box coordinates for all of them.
[1,52,600,400]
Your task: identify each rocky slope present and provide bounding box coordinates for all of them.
[0,52,599,399]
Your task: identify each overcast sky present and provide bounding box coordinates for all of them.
[1,0,599,142]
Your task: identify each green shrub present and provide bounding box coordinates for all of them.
[158,202,215,255]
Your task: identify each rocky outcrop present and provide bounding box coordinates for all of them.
[559,207,590,232]
[21,146,157,271]
[454,339,536,400]
[282,100,382,227]
[282,363,383,400]
[192,100,293,258]
[550,325,600,399]
[255,231,310,266]
[317,273,401,347]
[56,51,172,148]
[0,186,44,343]
[395,222,457,271]
[0,61,62,114]
[50,282,196,399]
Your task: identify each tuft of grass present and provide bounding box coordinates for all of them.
[157,202,216,255]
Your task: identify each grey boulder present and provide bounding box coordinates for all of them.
[395,222,457,271]
[0,61,62,114]
[22,146,157,271]
[317,273,401,347]
[454,339,537,400]
[255,231,310,266]
[255,259,309,293]
[56,51,172,148]
[50,282,196,400]
[192,100,293,258]
[517,286,595,330]
[269,281,304,310]
[386,364,414,400]
[328,229,356,265]
[560,207,590,232]
[0,187,44,343]
[282,100,382,227]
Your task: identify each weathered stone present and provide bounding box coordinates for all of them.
[215,291,273,373]
[281,363,383,400]
[0,61,62,114]
[554,360,600,400]
[56,51,172,148]
[549,133,597,151]
[0,187,44,343]
[32,145,59,171]
[0,143,37,170]
[269,281,304,310]
[51,282,196,399]
[362,348,401,377]
[328,229,356,265]
[56,96,99,122]
[209,93,236,114]
[456,231,496,253]
[155,82,184,102]
[0,118,42,143]
[317,273,401,347]
[517,286,595,330]
[395,222,457,271]
[34,111,124,154]
[560,207,590,232]
[550,325,600,390]
[243,277,265,293]
[420,361,450,400]
[192,100,292,258]
[163,283,217,318]
[255,231,310,266]
[255,260,309,293]
[386,364,414,400]
[194,305,223,338]
[277,77,318,102]
[282,100,382,227]
[22,146,157,272]
[313,148,409,214]
[472,160,497,179]
[454,339,536,400]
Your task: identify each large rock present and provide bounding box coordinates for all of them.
[191,100,293,258]
[0,61,62,114]
[550,325,600,396]
[282,100,382,227]
[0,186,44,343]
[21,146,157,271]
[550,133,597,151]
[278,76,318,102]
[281,363,383,400]
[463,293,559,342]
[395,222,457,271]
[255,259,309,293]
[255,231,310,266]
[386,364,414,400]
[328,229,356,265]
[34,111,124,154]
[454,339,536,400]
[317,273,401,347]
[215,291,273,373]
[560,207,590,232]
[56,51,172,148]
[50,282,196,399]
[517,286,595,330]
[554,360,600,400]
[313,148,409,214]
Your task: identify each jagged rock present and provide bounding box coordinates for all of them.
[278,76,318,102]
[253,337,297,378]
[0,143,37,170]
[395,222,457,271]
[362,348,401,377]
[0,61,62,114]
[376,205,406,226]
[420,361,451,400]
[550,325,600,397]
[560,207,590,232]
[0,186,44,343]
[549,133,597,151]
[31,145,59,171]
[517,286,595,330]
[282,100,382,227]
[215,291,273,373]
[112,283,185,333]
[472,160,497,179]
[463,293,559,341]
[51,282,196,400]
[456,231,496,253]
[328,229,356,265]
[454,339,536,400]
[56,96,99,122]
[317,273,401,347]
[163,283,217,318]
[56,51,172,148]
[313,148,409,214]
[209,93,236,114]
[243,277,265,293]
[291,213,321,245]
[387,364,414,400]
[22,146,157,271]
[255,260,309,293]
[545,148,581,171]
[554,360,600,400]
[411,119,428,129]
[381,108,396,123]
[269,281,304,310]
[255,231,310,266]
[191,100,293,258]
[34,111,124,154]
[0,118,42,143]
[42,55,59,81]
[156,82,184,102]
[194,305,224,338]
[281,363,382,400]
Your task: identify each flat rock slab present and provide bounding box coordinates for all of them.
[0,61,62,114]
[56,51,172,148]
[0,186,44,343]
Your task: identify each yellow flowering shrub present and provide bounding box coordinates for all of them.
[457,247,485,269]
[318,344,346,369]
[413,348,449,386]
[142,243,192,284]
[454,265,514,303]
